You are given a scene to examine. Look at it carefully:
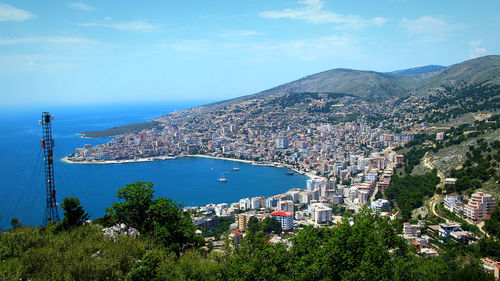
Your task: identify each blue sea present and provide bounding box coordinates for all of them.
[0,101,307,229]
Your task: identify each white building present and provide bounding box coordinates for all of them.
[287,190,302,203]
[310,203,333,224]
[464,192,496,221]
[276,136,289,149]
[436,132,444,141]
[278,200,294,213]
[215,203,228,217]
[444,178,457,185]
[239,198,251,210]
[444,193,462,211]
[271,211,294,230]
[439,223,461,238]
[357,190,370,206]
[299,191,313,205]
[251,197,264,209]
[403,222,421,237]
[370,199,390,212]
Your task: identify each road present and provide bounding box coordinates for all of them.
[423,152,450,223]
[422,152,445,184]
[423,152,491,238]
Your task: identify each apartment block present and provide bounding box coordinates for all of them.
[464,192,496,221]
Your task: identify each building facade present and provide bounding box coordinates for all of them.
[270,211,294,230]
[464,192,496,221]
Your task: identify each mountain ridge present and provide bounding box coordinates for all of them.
[167,55,499,116]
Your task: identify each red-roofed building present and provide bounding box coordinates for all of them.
[270,211,294,231]
[229,230,243,245]
[482,257,500,279]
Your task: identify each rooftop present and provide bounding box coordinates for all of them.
[271,211,294,217]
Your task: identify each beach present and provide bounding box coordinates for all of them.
[62,154,317,180]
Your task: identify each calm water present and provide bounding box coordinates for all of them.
[0,102,307,229]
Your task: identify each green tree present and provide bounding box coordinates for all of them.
[227,230,289,280]
[61,197,89,229]
[106,181,155,234]
[246,216,260,234]
[261,217,282,234]
[148,197,204,255]
[484,206,500,238]
[10,217,21,229]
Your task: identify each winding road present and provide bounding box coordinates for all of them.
[423,152,490,238]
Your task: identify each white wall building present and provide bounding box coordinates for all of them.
[278,200,294,213]
[271,211,294,230]
[444,193,462,210]
[370,199,390,212]
[309,203,333,224]
[464,192,496,221]
[239,198,251,210]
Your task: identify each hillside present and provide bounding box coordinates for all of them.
[190,56,499,113]
[251,68,408,101]
[82,55,500,137]
[389,65,446,75]
[412,55,500,97]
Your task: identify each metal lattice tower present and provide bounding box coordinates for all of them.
[40,112,60,224]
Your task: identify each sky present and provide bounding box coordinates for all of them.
[1,0,499,106]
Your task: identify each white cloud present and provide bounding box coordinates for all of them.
[163,34,358,62]
[469,39,481,47]
[469,40,487,58]
[250,35,357,61]
[68,2,95,12]
[79,20,160,32]
[0,3,35,21]
[259,0,387,29]
[0,36,95,45]
[218,30,262,38]
[400,16,462,42]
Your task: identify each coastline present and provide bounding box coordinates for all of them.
[61,155,175,164]
[182,154,253,164]
[60,154,317,180]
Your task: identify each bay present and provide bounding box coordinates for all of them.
[0,101,307,229]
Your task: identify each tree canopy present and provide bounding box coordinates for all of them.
[105,181,203,255]
[61,197,89,229]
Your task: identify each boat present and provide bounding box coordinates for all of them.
[286,172,294,175]
[232,163,240,171]
[218,173,227,182]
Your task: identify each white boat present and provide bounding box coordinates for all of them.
[232,163,240,171]
[218,173,227,182]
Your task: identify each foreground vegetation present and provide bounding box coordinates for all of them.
[0,182,496,280]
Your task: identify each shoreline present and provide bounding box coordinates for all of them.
[61,155,175,164]
[60,154,317,180]
[182,154,253,164]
